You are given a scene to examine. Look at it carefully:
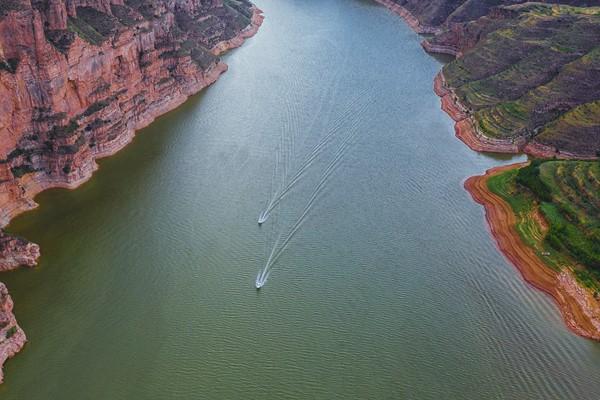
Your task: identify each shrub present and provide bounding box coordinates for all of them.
[5,326,17,339]
[516,160,552,202]
[11,164,35,178]
[0,58,19,73]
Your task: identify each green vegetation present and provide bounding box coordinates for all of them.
[124,0,157,20]
[225,0,253,20]
[83,100,109,118]
[5,326,17,339]
[489,161,600,288]
[110,4,141,27]
[68,7,117,46]
[10,165,35,178]
[50,119,79,139]
[45,29,76,54]
[441,4,600,155]
[58,135,86,155]
[0,0,25,16]
[68,17,105,45]
[0,57,19,73]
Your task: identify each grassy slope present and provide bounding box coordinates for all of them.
[442,4,600,155]
[487,160,600,293]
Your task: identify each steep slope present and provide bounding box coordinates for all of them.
[432,4,600,157]
[0,0,262,266]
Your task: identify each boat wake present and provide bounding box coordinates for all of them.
[255,72,375,288]
[255,98,372,288]
[258,88,372,225]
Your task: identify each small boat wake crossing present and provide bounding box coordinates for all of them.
[253,84,375,289]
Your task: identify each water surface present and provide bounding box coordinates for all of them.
[2,0,600,398]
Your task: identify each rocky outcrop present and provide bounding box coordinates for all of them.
[0,283,27,384]
[0,231,40,271]
[433,71,523,154]
[374,0,441,34]
[434,70,599,159]
[0,0,263,260]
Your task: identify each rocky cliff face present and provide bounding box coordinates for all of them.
[0,282,26,384]
[0,0,262,266]
[0,231,40,271]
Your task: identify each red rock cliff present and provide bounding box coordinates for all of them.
[0,0,263,266]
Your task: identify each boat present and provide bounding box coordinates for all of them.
[258,212,267,225]
[255,271,263,289]
[255,270,269,289]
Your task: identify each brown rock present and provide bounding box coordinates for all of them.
[0,282,27,384]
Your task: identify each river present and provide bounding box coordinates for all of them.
[1,0,600,398]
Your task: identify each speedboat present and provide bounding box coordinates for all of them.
[258,212,267,225]
[255,270,269,289]
[255,271,264,289]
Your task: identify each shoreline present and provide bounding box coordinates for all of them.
[465,164,600,341]
[0,6,263,382]
[372,1,600,340]
[373,0,440,34]
[432,71,598,161]
[0,283,26,384]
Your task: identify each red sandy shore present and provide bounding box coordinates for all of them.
[465,164,600,341]
[431,37,600,339]
[377,0,600,340]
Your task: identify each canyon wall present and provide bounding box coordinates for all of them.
[0,0,262,266]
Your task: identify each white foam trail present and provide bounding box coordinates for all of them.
[259,103,369,281]
[266,120,363,267]
[258,92,372,223]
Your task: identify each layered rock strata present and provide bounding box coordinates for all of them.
[0,0,262,258]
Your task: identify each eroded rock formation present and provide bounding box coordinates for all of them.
[0,282,26,384]
[0,0,262,263]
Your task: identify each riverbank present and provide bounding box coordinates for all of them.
[465,163,600,341]
[0,5,263,383]
[373,0,440,34]
[0,6,264,230]
[432,71,599,160]
[374,1,600,339]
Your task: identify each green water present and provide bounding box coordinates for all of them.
[2,0,600,398]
